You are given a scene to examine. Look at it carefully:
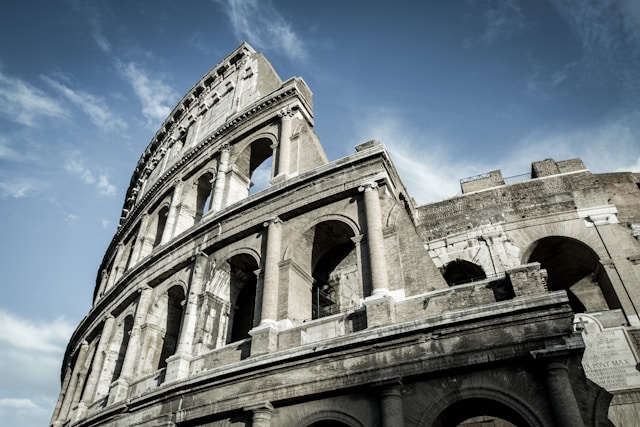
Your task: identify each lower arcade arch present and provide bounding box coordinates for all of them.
[226,253,259,343]
[525,236,620,313]
[443,259,487,286]
[305,220,359,319]
[432,397,532,427]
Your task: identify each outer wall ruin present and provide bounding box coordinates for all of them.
[51,43,640,427]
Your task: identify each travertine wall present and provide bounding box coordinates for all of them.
[52,44,640,427]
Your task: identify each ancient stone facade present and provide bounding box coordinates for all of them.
[52,43,640,427]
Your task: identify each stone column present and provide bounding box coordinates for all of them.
[50,363,73,426]
[108,286,153,404]
[211,145,231,212]
[130,213,150,266]
[165,252,208,382]
[260,217,282,326]
[56,341,89,424]
[161,179,184,244]
[250,218,282,356]
[95,269,109,301]
[380,384,405,427]
[75,315,116,420]
[105,243,125,290]
[359,182,389,296]
[245,402,274,427]
[540,357,585,427]
[276,106,293,177]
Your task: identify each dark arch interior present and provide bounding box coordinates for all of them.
[308,421,351,427]
[158,285,186,370]
[527,236,619,313]
[227,254,259,343]
[195,172,214,222]
[433,397,530,427]
[443,259,487,286]
[311,221,357,319]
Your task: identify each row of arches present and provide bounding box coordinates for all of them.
[442,235,618,314]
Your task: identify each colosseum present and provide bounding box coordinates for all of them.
[51,43,640,426]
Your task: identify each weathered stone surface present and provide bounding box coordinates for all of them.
[52,43,640,427]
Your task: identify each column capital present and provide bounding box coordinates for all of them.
[359,181,379,192]
[263,216,283,228]
[277,105,295,118]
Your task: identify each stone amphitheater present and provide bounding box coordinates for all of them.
[51,43,640,427]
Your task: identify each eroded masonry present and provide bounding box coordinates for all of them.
[52,43,640,427]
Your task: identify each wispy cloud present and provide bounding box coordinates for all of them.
[0,179,45,198]
[353,110,479,203]
[465,0,526,47]
[117,61,178,128]
[0,308,74,425]
[0,137,24,162]
[217,0,308,62]
[354,108,640,204]
[0,72,68,127]
[550,0,640,99]
[64,158,117,196]
[42,76,127,132]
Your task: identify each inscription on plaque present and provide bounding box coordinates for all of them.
[576,314,640,392]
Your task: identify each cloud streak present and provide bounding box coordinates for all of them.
[0,72,68,127]
[64,158,117,196]
[0,308,74,427]
[42,76,127,132]
[218,0,308,63]
[354,108,640,204]
[117,61,179,128]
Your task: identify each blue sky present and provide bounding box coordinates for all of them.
[1,1,639,426]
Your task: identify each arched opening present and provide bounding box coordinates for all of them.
[227,254,258,343]
[526,236,619,313]
[308,422,351,427]
[310,221,358,319]
[443,260,487,286]
[111,315,133,382]
[195,172,214,222]
[157,285,186,371]
[153,205,169,247]
[433,398,531,427]
[228,138,273,203]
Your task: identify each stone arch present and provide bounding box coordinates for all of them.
[443,259,487,286]
[225,252,260,343]
[523,235,619,313]
[110,314,134,383]
[301,410,365,427]
[286,217,361,320]
[193,169,215,223]
[420,387,544,427]
[227,133,277,202]
[150,202,170,248]
[140,282,187,376]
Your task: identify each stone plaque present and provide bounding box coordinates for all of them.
[576,314,640,392]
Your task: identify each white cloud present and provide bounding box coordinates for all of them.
[0,72,68,127]
[219,0,308,62]
[101,219,112,228]
[0,179,43,198]
[97,175,117,196]
[117,61,179,128]
[353,110,480,203]
[42,76,127,132]
[0,137,23,162]
[0,309,74,427]
[465,0,526,47]
[510,111,640,175]
[64,158,117,196]
[550,0,640,98]
[354,108,640,205]
[64,158,96,185]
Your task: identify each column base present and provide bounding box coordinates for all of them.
[164,352,192,383]
[364,295,396,328]
[249,323,279,356]
[73,401,89,422]
[107,378,130,406]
